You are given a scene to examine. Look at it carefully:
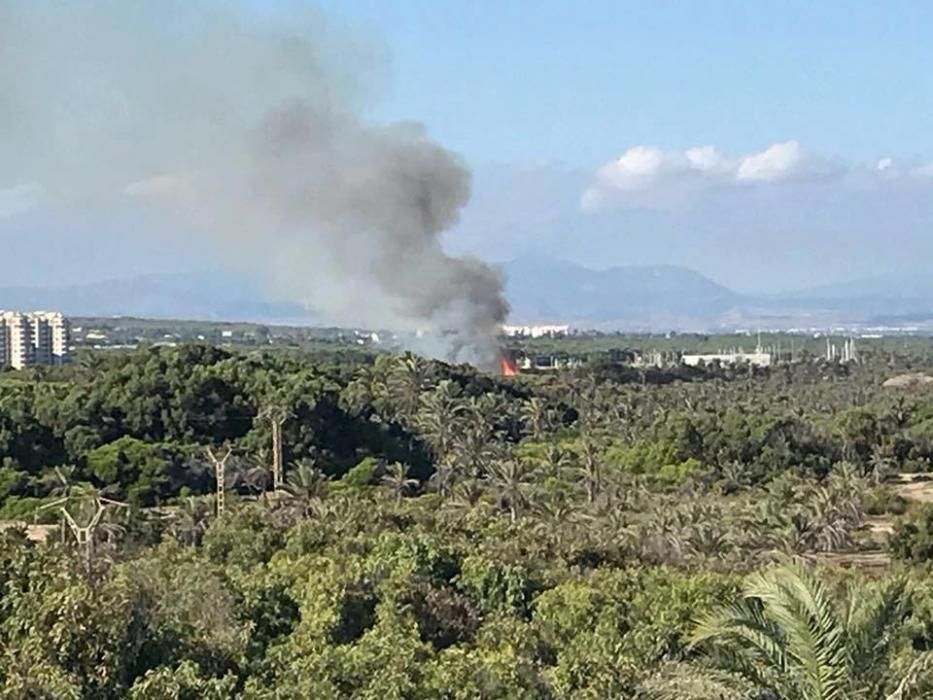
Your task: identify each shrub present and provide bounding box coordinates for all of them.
[890,504,933,562]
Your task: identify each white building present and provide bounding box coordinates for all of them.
[517,353,583,371]
[0,311,70,369]
[45,312,70,365]
[31,314,52,365]
[502,324,570,338]
[2,312,33,370]
[681,350,772,368]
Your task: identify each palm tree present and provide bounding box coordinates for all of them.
[317,494,361,532]
[285,459,330,516]
[806,485,857,552]
[38,464,77,499]
[169,496,213,546]
[380,462,419,504]
[868,446,894,485]
[520,397,550,440]
[77,352,106,375]
[342,368,382,417]
[665,564,933,700]
[686,517,731,563]
[487,459,533,523]
[426,462,457,500]
[778,508,819,555]
[443,478,488,520]
[718,459,751,494]
[387,353,430,422]
[532,497,579,552]
[534,497,575,525]
[574,434,604,504]
[638,663,750,700]
[452,414,498,478]
[417,380,466,466]
[541,443,572,480]
[240,462,271,497]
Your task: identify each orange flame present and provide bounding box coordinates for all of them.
[499,354,519,377]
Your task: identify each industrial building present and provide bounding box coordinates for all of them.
[0,311,70,369]
[681,350,773,368]
[502,324,570,339]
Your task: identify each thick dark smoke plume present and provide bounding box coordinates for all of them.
[0,1,508,364]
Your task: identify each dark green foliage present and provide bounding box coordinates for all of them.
[891,505,933,562]
[339,456,380,492]
[2,340,933,696]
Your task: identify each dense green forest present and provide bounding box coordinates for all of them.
[5,342,933,698]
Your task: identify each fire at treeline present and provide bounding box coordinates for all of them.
[53,316,932,378]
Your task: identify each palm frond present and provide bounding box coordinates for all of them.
[636,662,750,700]
[845,575,910,690]
[750,565,848,700]
[693,564,850,700]
[885,652,933,700]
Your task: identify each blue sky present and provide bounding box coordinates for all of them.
[317,0,933,167]
[3,0,933,294]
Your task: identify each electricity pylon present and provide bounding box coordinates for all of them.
[39,488,128,573]
[259,407,294,491]
[205,446,234,516]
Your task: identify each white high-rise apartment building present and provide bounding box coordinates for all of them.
[48,313,69,363]
[0,311,70,369]
[2,312,33,370]
[31,313,52,365]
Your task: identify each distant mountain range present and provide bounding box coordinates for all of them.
[501,257,743,328]
[772,274,933,325]
[0,273,313,323]
[2,259,932,331]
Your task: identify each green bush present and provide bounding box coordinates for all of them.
[891,504,933,562]
[864,486,908,516]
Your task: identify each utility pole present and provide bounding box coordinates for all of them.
[206,446,234,516]
[259,407,293,491]
[272,416,284,491]
[40,493,127,574]
[61,503,105,572]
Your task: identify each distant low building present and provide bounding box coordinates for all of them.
[682,350,772,368]
[517,353,583,371]
[0,311,71,369]
[502,324,570,339]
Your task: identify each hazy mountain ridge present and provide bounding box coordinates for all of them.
[501,257,744,325]
[0,273,313,323]
[758,272,933,324]
[2,260,931,329]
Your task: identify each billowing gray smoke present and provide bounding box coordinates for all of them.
[0,1,508,364]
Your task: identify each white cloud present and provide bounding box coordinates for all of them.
[591,144,731,193]
[123,174,192,197]
[859,156,933,181]
[910,162,933,179]
[0,183,44,219]
[594,146,682,190]
[735,141,836,183]
[685,145,731,174]
[582,141,891,212]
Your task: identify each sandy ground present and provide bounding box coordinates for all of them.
[826,473,933,573]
